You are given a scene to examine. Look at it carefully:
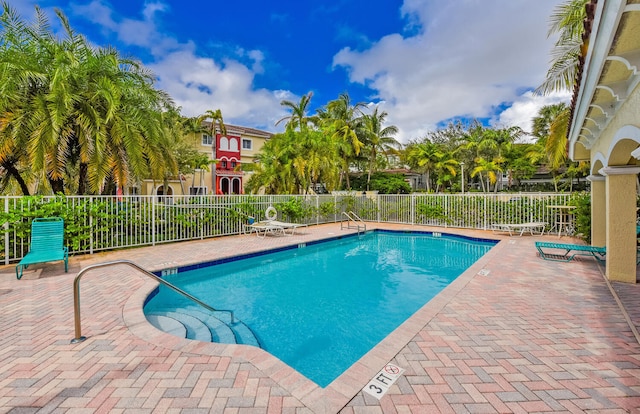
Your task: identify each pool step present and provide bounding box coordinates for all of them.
[146,311,212,342]
[186,307,261,348]
[144,307,260,348]
[145,314,187,338]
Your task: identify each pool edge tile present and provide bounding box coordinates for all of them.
[123,224,506,412]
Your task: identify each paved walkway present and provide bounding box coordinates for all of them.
[1,223,639,413]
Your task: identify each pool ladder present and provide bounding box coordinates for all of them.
[341,211,366,234]
[70,259,236,344]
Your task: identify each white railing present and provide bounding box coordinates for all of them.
[0,192,574,264]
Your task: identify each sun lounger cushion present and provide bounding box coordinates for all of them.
[535,241,605,263]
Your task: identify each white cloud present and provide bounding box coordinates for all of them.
[491,90,571,142]
[52,0,566,142]
[149,50,289,128]
[9,0,42,18]
[70,0,181,56]
[67,0,288,131]
[333,0,563,143]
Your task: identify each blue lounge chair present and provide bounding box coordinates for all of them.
[16,217,68,279]
[535,241,605,263]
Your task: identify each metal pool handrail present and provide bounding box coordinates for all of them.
[341,211,366,233]
[70,259,235,344]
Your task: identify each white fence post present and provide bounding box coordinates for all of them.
[411,194,415,225]
[4,198,8,265]
[89,196,94,255]
[152,196,156,246]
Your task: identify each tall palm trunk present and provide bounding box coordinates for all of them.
[77,163,88,195]
[2,162,30,195]
[366,150,376,191]
[49,178,64,194]
[478,173,486,192]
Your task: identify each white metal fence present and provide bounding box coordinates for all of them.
[0,192,574,264]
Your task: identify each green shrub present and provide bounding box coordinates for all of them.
[569,192,590,243]
[349,173,411,194]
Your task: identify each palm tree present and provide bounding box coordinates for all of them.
[531,103,567,142]
[404,141,441,192]
[318,93,366,189]
[181,115,208,136]
[490,126,524,190]
[190,152,212,193]
[275,92,314,132]
[247,130,300,194]
[531,103,571,190]
[544,107,571,171]
[471,157,505,192]
[461,122,493,188]
[433,151,459,192]
[536,0,589,95]
[203,109,226,138]
[245,128,341,195]
[361,106,400,190]
[0,3,181,195]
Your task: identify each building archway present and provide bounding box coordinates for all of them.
[594,125,640,283]
[232,178,241,194]
[156,185,174,203]
[220,177,230,194]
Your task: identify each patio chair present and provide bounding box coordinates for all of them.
[535,241,605,263]
[492,222,546,237]
[245,221,286,238]
[264,220,306,235]
[16,217,68,279]
[261,206,306,235]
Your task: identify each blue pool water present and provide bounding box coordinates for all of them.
[144,230,496,387]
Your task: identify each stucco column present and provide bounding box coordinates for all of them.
[599,166,640,283]
[587,175,606,247]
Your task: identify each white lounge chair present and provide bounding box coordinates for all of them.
[491,222,546,237]
[264,220,306,235]
[245,221,286,238]
[259,206,306,235]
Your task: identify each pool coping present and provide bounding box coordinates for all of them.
[122,227,506,413]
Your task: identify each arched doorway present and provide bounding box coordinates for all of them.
[156,185,174,203]
[232,178,241,194]
[220,177,230,195]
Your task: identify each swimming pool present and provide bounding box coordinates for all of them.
[144,230,497,387]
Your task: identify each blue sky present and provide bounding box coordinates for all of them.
[13,0,570,142]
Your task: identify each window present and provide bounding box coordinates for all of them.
[202,134,213,145]
[242,139,252,150]
[229,138,239,151]
[220,137,229,150]
[221,160,227,169]
[231,161,237,168]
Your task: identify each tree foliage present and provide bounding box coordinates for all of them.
[536,0,589,95]
[0,3,183,195]
[349,172,411,194]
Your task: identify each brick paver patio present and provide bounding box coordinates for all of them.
[1,223,639,413]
